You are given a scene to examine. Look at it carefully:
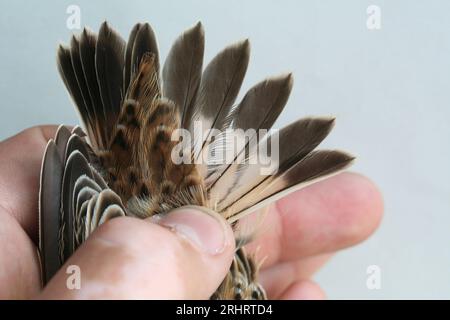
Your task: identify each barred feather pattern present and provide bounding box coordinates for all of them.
[39,21,354,299]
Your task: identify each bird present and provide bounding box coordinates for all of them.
[38,21,354,299]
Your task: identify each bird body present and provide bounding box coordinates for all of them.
[38,21,354,299]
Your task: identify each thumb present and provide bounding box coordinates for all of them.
[39,206,235,299]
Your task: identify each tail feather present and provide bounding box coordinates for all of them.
[124,23,159,94]
[226,150,355,222]
[48,21,355,300]
[79,28,108,149]
[69,36,94,128]
[188,40,250,150]
[95,21,126,142]
[54,125,72,159]
[57,45,94,140]
[205,74,293,189]
[39,139,64,283]
[130,23,159,82]
[162,22,204,126]
[124,23,142,94]
[213,117,336,211]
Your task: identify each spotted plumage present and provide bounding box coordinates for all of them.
[38,21,354,299]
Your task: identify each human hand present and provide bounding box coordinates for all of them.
[0,126,382,299]
[244,171,383,299]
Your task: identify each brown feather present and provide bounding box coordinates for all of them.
[162,22,204,124]
[43,21,355,301]
[95,21,126,140]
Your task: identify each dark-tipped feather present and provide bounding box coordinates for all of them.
[186,40,250,142]
[231,73,293,131]
[95,22,126,141]
[61,150,93,260]
[39,140,64,283]
[79,28,108,149]
[206,74,293,188]
[46,21,355,301]
[57,45,91,136]
[124,23,142,94]
[131,23,159,78]
[162,22,204,124]
[211,117,336,211]
[227,150,355,222]
[69,35,98,148]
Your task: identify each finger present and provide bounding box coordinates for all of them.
[0,125,59,241]
[0,209,41,299]
[246,172,383,267]
[39,207,235,299]
[258,254,331,299]
[278,280,326,300]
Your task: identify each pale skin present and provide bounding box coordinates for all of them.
[0,126,383,299]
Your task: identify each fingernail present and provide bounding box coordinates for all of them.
[150,206,231,255]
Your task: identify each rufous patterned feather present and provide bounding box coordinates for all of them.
[40,21,355,299]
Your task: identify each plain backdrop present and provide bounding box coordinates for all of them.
[0,0,448,299]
